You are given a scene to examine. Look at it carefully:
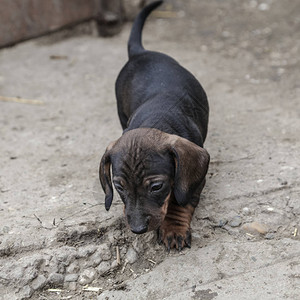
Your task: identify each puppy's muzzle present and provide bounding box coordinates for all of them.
[128,215,151,234]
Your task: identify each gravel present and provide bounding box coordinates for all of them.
[31,275,47,290]
[18,285,33,300]
[125,247,138,264]
[97,261,111,276]
[229,216,242,227]
[78,268,98,285]
[66,261,80,274]
[64,273,79,282]
[242,222,269,235]
[47,273,64,285]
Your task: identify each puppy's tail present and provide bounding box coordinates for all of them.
[128,0,163,58]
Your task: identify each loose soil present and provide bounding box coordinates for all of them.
[0,0,299,299]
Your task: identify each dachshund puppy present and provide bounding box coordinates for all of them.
[100,0,210,250]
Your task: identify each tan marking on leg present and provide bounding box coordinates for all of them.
[159,199,195,250]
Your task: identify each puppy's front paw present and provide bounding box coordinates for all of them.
[158,224,192,252]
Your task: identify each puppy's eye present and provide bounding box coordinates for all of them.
[114,183,124,193]
[150,182,163,192]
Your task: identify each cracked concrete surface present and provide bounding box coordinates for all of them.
[0,0,299,299]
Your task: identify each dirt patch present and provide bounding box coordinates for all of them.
[0,0,299,299]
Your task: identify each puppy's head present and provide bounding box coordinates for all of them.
[99,128,209,234]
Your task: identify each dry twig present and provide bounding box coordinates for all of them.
[82,286,102,292]
[0,95,44,105]
[116,246,121,265]
[147,258,157,265]
[293,228,298,237]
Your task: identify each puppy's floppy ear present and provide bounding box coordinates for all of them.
[99,141,117,211]
[169,136,210,206]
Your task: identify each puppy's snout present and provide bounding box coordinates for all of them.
[129,215,150,235]
[131,225,148,234]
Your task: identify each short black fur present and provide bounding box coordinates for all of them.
[116,1,209,147]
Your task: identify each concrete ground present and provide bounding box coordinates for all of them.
[0,0,299,299]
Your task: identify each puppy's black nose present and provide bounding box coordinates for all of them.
[131,225,148,234]
[130,216,150,234]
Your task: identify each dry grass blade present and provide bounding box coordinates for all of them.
[293,228,298,237]
[82,286,102,292]
[147,258,157,265]
[0,95,44,105]
[47,288,63,292]
[121,261,128,273]
[116,246,121,265]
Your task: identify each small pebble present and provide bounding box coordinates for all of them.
[77,245,97,258]
[48,273,64,285]
[84,252,102,268]
[78,268,98,285]
[31,274,47,290]
[98,243,112,261]
[218,219,228,227]
[65,274,79,282]
[242,222,268,235]
[97,261,111,276]
[132,238,143,253]
[125,247,138,264]
[69,281,77,291]
[46,258,59,274]
[57,262,66,274]
[265,233,275,240]
[229,216,242,227]
[65,253,77,266]
[242,207,250,215]
[23,266,38,284]
[66,261,80,273]
[111,260,119,269]
[18,285,33,299]
[56,252,69,263]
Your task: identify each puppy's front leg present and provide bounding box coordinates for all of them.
[158,197,195,251]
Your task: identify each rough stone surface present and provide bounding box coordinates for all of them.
[78,268,98,285]
[0,1,299,299]
[97,261,111,276]
[64,273,79,282]
[125,247,138,264]
[242,222,269,235]
[98,243,112,261]
[66,261,80,274]
[84,251,103,268]
[46,258,59,274]
[111,260,120,269]
[229,216,242,227]
[77,245,97,258]
[18,285,33,299]
[242,207,251,216]
[31,275,47,291]
[47,273,64,285]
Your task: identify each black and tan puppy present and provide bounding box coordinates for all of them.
[100,0,210,250]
